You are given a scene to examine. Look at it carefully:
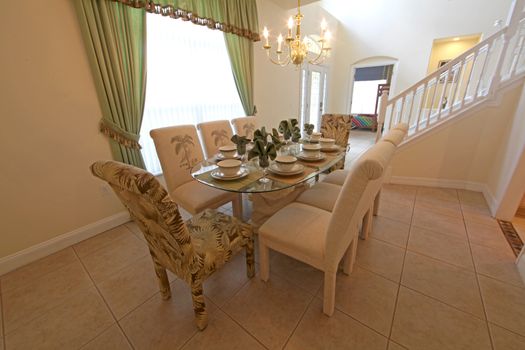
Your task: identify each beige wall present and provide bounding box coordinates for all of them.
[426,37,480,75]
[0,1,124,258]
[390,83,523,187]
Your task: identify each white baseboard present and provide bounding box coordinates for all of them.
[389,176,498,216]
[0,211,130,276]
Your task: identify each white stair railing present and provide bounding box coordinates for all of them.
[377,0,525,143]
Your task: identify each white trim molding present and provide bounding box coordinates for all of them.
[0,211,130,276]
[389,176,498,216]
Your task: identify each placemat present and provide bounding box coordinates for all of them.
[195,168,263,191]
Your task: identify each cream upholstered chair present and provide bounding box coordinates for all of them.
[258,148,387,316]
[150,125,242,217]
[90,160,254,330]
[197,120,235,159]
[320,114,352,170]
[231,116,257,139]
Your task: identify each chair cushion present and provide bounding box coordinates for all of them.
[186,209,252,276]
[171,180,236,214]
[296,182,341,212]
[323,169,349,186]
[259,202,331,266]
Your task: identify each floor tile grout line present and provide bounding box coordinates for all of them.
[457,190,496,350]
[72,248,136,350]
[385,185,417,343]
[281,290,317,349]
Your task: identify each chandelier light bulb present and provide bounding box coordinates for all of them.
[321,19,328,31]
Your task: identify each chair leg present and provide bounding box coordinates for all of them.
[232,193,243,219]
[360,206,373,240]
[153,260,171,300]
[343,238,358,275]
[245,237,255,278]
[259,239,270,282]
[190,278,208,330]
[323,271,336,316]
[373,191,381,216]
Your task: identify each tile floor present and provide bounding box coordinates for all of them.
[1,184,524,349]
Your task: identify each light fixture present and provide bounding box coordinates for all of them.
[261,0,332,67]
[453,37,460,41]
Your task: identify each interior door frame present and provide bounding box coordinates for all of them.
[300,64,328,128]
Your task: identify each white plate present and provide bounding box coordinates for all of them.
[215,153,241,161]
[268,163,305,176]
[211,167,249,181]
[297,152,326,161]
[320,145,341,152]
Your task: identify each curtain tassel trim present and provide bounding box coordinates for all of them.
[114,0,260,42]
[99,119,142,150]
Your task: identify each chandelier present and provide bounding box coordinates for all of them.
[261,0,332,67]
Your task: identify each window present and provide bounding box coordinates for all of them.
[141,14,244,174]
[350,65,393,114]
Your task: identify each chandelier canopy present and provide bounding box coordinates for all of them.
[261,0,332,67]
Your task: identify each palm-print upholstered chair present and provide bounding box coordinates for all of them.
[231,116,258,140]
[320,114,352,170]
[197,120,235,159]
[258,146,387,316]
[150,125,242,217]
[90,160,255,330]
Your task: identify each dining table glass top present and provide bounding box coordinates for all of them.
[190,145,346,193]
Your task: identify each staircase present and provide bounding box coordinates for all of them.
[376,0,525,144]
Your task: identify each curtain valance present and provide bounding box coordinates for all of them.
[114,0,260,41]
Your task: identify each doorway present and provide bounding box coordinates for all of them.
[300,65,327,130]
[349,64,394,115]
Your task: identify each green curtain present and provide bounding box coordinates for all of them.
[75,0,147,168]
[224,33,255,115]
[115,0,260,42]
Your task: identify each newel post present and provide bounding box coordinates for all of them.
[375,91,389,143]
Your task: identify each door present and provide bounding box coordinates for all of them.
[300,65,327,131]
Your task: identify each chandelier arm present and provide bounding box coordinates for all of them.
[265,49,291,67]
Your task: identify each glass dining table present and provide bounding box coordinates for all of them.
[191,146,346,229]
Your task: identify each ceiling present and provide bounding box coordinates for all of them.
[267,0,319,10]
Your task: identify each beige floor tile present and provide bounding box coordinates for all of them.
[285,298,388,350]
[414,197,463,219]
[489,323,525,350]
[377,199,413,223]
[1,293,3,337]
[74,226,134,259]
[478,275,525,337]
[269,252,323,295]
[120,279,214,350]
[463,210,499,228]
[457,189,489,208]
[181,309,265,350]
[388,341,407,350]
[412,208,467,239]
[5,287,114,350]
[222,274,312,350]
[3,260,93,334]
[370,216,410,248]
[471,243,524,288]
[391,287,492,350]
[461,202,492,217]
[0,248,77,293]
[80,232,149,284]
[97,255,176,320]
[124,221,147,242]
[331,266,398,336]
[81,324,131,350]
[417,187,459,203]
[466,220,511,251]
[408,226,474,270]
[401,252,485,318]
[380,184,417,207]
[356,238,406,282]
[203,252,255,307]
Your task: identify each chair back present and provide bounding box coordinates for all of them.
[381,123,408,146]
[324,141,396,271]
[231,116,258,139]
[197,120,234,159]
[320,114,352,148]
[90,160,198,279]
[150,125,204,194]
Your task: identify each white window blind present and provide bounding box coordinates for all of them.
[141,14,244,175]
